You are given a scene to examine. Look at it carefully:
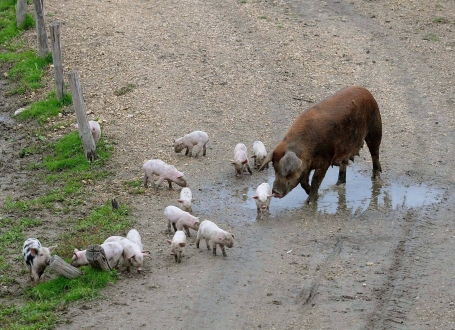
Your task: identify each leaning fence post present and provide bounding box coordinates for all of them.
[16,0,27,28]
[33,0,49,58]
[68,71,97,162]
[49,22,65,101]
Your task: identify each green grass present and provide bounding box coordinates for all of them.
[124,179,146,194]
[60,202,133,257]
[0,51,53,94]
[0,0,35,45]
[0,268,117,330]
[18,91,72,123]
[43,130,112,172]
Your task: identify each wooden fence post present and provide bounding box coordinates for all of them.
[68,71,97,162]
[86,245,112,271]
[16,0,27,28]
[49,22,65,101]
[33,0,49,57]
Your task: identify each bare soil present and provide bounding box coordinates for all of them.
[2,0,455,329]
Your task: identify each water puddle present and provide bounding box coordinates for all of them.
[0,111,15,127]
[229,165,444,217]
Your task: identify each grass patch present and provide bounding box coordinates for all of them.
[18,91,72,124]
[0,268,117,329]
[113,83,136,96]
[124,179,146,194]
[0,0,35,45]
[43,130,112,172]
[0,51,53,94]
[60,202,133,257]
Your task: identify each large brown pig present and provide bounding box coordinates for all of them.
[259,86,382,204]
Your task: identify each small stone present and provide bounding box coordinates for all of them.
[14,108,26,116]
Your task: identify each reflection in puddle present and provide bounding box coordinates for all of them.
[236,165,443,216]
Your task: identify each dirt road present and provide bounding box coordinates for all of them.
[3,0,455,328]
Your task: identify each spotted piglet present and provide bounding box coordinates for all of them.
[22,238,57,282]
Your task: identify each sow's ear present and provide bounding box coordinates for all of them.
[279,151,302,177]
[258,152,273,171]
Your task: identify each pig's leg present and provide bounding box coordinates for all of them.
[299,170,311,195]
[202,143,207,156]
[123,254,131,272]
[336,161,348,185]
[193,144,202,157]
[32,269,40,281]
[196,237,201,249]
[174,254,178,263]
[307,165,329,204]
[167,220,172,233]
[205,238,211,250]
[220,244,227,257]
[184,226,191,237]
[188,145,194,157]
[167,180,173,190]
[185,147,189,156]
[143,174,149,188]
[156,176,168,191]
[246,163,252,175]
[172,222,177,233]
[212,242,217,256]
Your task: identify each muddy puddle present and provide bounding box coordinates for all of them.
[196,164,444,224]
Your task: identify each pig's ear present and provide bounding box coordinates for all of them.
[231,234,235,240]
[170,252,174,255]
[242,159,248,164]
[230,160,236,165]
[191,198,196,202]
[258,152,273,171]
[279,151,302,177]
[179,242,186,247]
[252,195,259,200]
[74,248,79,253]
[218,233,226,241]
[127,254,135,259]
[177,199,183,204]
[167,239,172,245]
[251,155,257,158]
[48,245,57,253]
[30,247,39,256]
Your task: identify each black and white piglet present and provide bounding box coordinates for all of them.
[22,238,57,282]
